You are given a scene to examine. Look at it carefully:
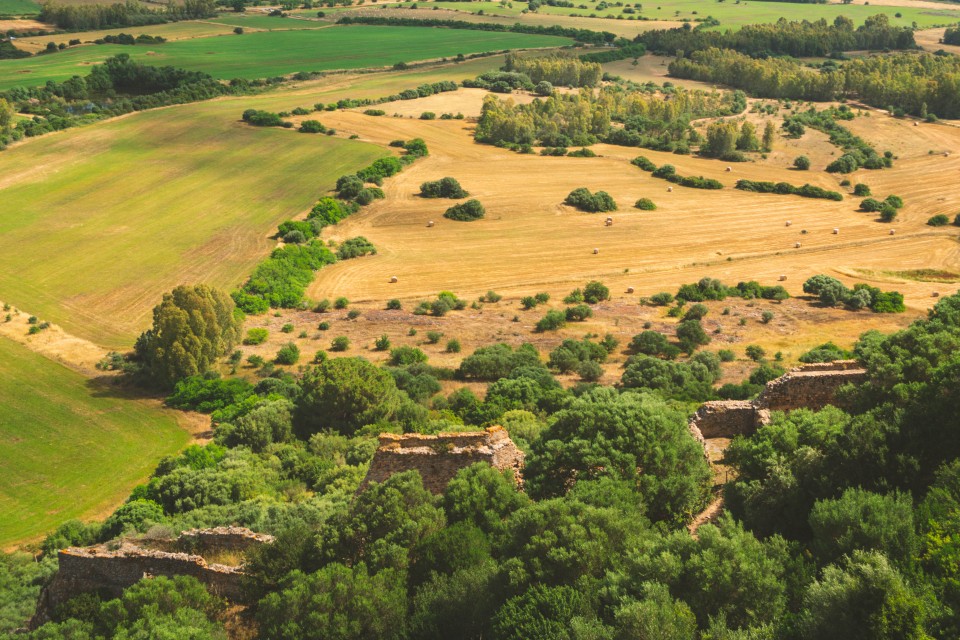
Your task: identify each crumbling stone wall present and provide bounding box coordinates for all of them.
[359,426,524,494]
[179,526,274,554]
[689,361,866,442]
[32,528,271,628]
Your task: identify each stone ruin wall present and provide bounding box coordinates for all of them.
[689,361,867,443]
[359,425,525,494]
[31,528,274,628]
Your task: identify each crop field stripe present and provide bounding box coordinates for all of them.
[0,336,188,548]
[0,0,39,15]
[0,25,572,90]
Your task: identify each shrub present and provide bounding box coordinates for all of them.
[565,304,593,321]
[299,120,326,133]
[568,148,597,158]
[718,349,735,362]
[331,336,350,351]
[375,335,391,351]
[420,111,437,120]
[650,292,674,306]
[346,309,360,320]
[853,183,871,196]
[337,236,377,259]
[582,281,610,304]
[793,155,810,170]
[318,321,330,331]
[879,204,898,222]
[535,310,567,332]
[426,331,444,344]
[390,346,428,366]
[484,291,503,303]
[761,310,774,324]
[577,359,603,381]
[745,344,766,361]
[281,323,294,333]
[446,339,462,353]
[275,342,300,365]
[243,328,269,345]
[634,198,657,210]
[631,155,657,171]
[443,199,485,221]
[420,177,469,199]
[676,319,710,353]
[564,188,617,213]
[386,299,402,310]
[334,297,349,309]
[928,214,950,227]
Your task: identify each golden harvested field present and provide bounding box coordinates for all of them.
[12,20,241,53]
[304,91,960,313]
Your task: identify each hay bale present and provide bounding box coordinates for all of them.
[833,228,839,235]
[626,286,635,293]
[932,291,940,297]
[390,276,398,283]
[890,229,896,235]
[593,248,600,254]
[914,121,919,127]
[785,220,792,227]
[427,220,434,227]
[667,186,673,192]
[778,275,787,282]
[794,242,802,248]
[725,166,732,172]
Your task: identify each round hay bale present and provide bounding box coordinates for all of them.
[794,242,802,248]
[605,217,613,226]
[626,286,635,294]
[890,229,896,235]
[914,121,919,127]
[593,248,600,255]
[932,291,940,297]
[427,220,434,227]
[725,166,732,172]
[390,276,398,283]
[667,186,673,192]
[833,228,839,234]
[778,275,787,282]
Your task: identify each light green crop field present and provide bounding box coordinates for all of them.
[403,0,960,28]
[203,14,331,29]
[0,337,188,548]
[0,0,40,15]
[0,105,385,347]
[0,25,570,90]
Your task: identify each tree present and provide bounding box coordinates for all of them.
[492,584,606,640]
[612,582,698,640]
[583,280,610,304]
[762,120,776,151]
[704,122,738,158]
[793,155,811,170]
[524,387,711,524]
[257,564,407,640]
[444,199,485,221]
[0,98,13,133]
[798,551,928,640]
[135,285,243,389]
[676,319,710,353]
[294,357,403,437]
[736,121,759,152]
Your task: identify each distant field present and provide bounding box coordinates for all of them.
[0,337,187,548]
[0,25,570,90]
[397,0,960,28]
[0,106,384,347]
[204,14,331,29]
[0,0,40,15]
[12,20,238,53]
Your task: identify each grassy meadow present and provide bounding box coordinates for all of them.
[0,25,571,90]
[403,0,960,28]
[0,0,39,15]
[0,337,188,548]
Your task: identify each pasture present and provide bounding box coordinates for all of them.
[302,95,960,312]
[0,0,39,15]
[0,25,571,90]
[0,336,188,549]
[399,0,960,28]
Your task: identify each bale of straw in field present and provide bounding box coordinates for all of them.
[390,276,398,283]
[593,248,600,254]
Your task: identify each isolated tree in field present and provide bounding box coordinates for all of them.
[762,120,776,152]
[794,155,811,170]
[135,285,242,388]
[736,121,759,152]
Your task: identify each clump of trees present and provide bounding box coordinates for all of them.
[648,164,724,190]
[735,180,843,201]
[336,236,377,259]
[443,199,485,221]
[419,177,468,199]
[135,285,243,389]
[803,274,905,312]
[564,188,617,212]
[634,198,656,210]
[503,53,603,88]
[40,0,216,30]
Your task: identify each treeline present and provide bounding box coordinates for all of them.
[335,15,619,45]
[39,0,216,30]
[632,156,724,190]
[475,83,742,152]
[0,39,30,60]
[639,14,915,58]
[579,42,646,63]
[503,53,602,88]
[735,179,844,201]
[0,55,246,147]
[232,140,427,313]
[669,48,960,118]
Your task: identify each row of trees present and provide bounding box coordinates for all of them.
[503,53,603,88]
[640,14,916,59]
[39,0,216,30]
[670,47,960,118]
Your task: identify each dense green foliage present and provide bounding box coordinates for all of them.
[564,187,617,212]
[443,199,486,221]
[134,285,243,389]
[803,274,905,312]
[40,0,216,30]
[735,179,843,201]
[419,177,468,199]
[503,53,602,88]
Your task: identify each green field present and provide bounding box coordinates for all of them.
[0,0,40,15]
[0,25,570,90]
[0,337,188,547]
[0,103,385,346]
[204,14,331,29]
[404,0,960,28]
